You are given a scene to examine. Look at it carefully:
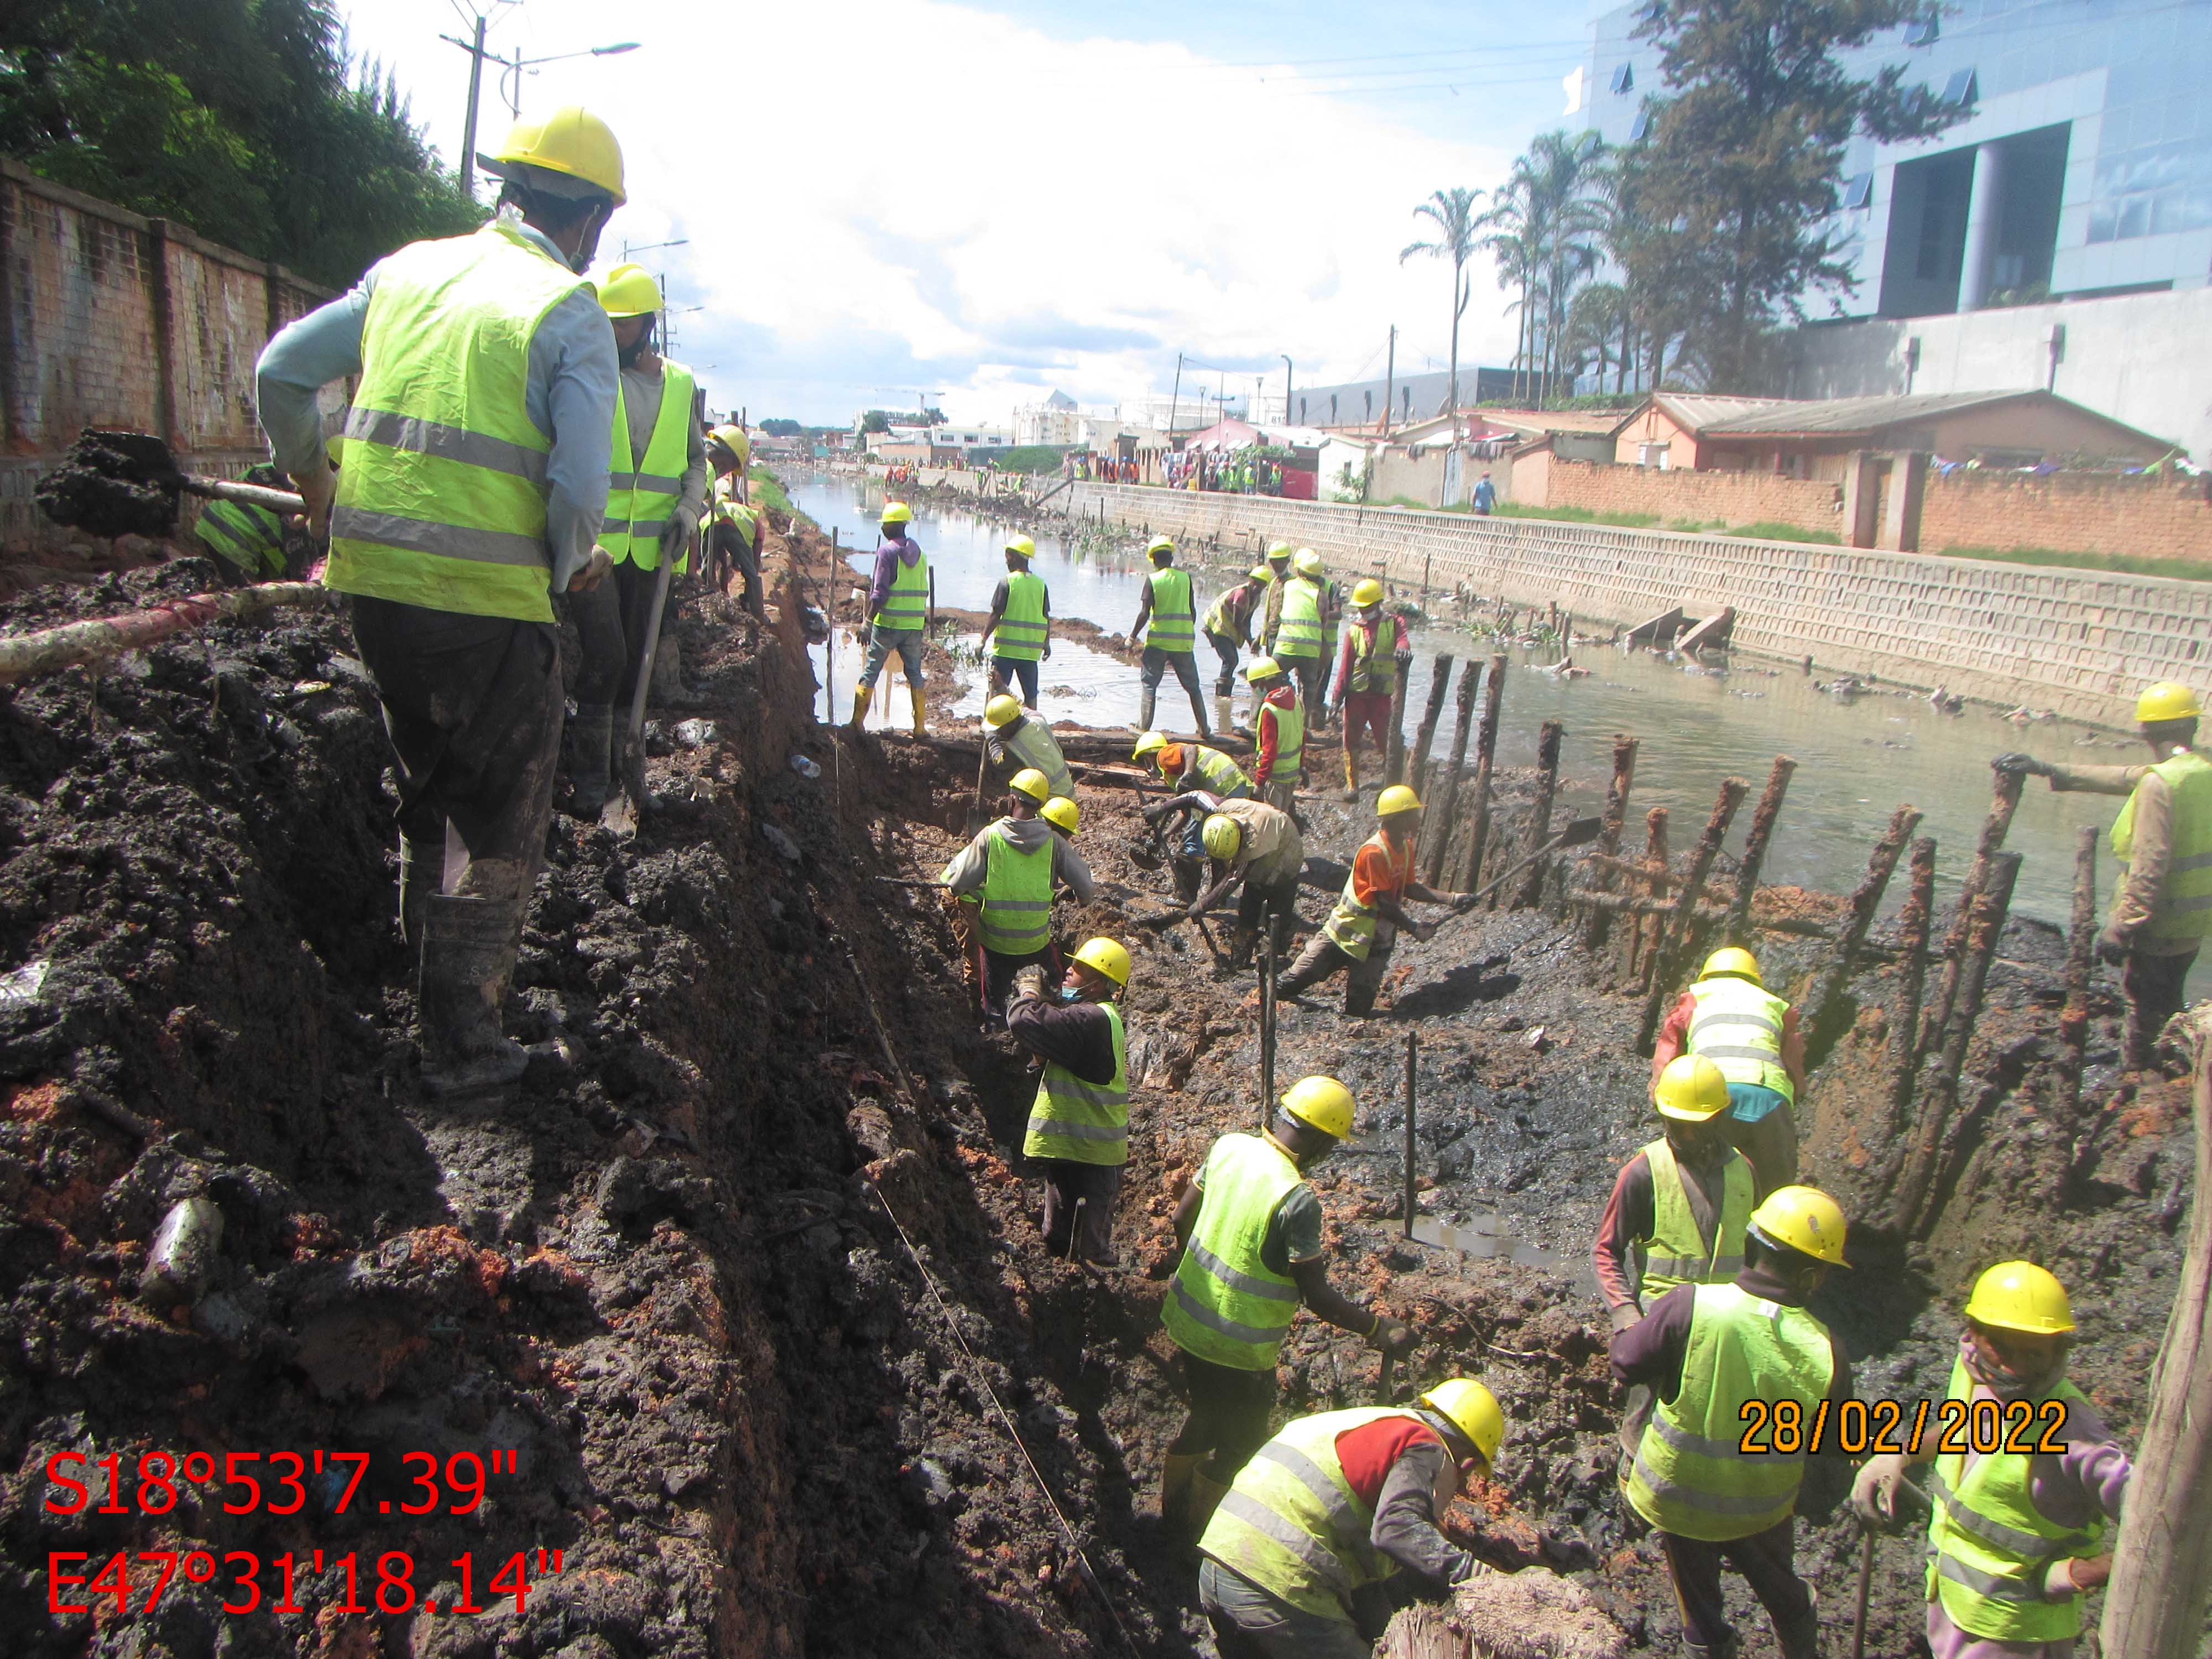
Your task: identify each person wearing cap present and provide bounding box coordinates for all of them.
[703,425,763,618]
[1995,680,2211,1068]
[254,107,627,1095]
[852,501,929,733]
[979,534,1051,709]
[1247,657,1305,814]
[1161,1077,1419,1538]
[1180,799,1306,969]
[1616,1185,1856,1659]
[1269,549,1332,728]
[1197,1378,1507,1657]
[1275,786,1474,1016]
[938,768,1095,1018]
[1130,534,1211,738]
[1009,937,1133,1264]
[1852,1261,2131,1659]
[1330,578,1410,801]
[1651,946,1804,1198]
[984,695,1075,801]
[1201,564,1273,734]
[564,260,710,816]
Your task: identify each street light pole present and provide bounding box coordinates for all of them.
[1280,354,1292,430]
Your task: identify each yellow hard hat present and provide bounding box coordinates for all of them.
[1132,731,1168,760]
[1281,1075,1355,1139]
[1352,578,1385,607]
[1005,534,1036,559]
[1008,768,1051,804]
[707,424,750,467]
[1042,796,1079,837]
[1963,1260,2075,1334]
[1748,1185,1850,1267]
[1265,540,1293,561]
[1420,1378,1506,1467]
[1245,656,1284,683]
[591,260,663,320]
[984,695,1024,729]
[2136,681,2203,724]
[1146,535,1175,560]
[881,501,914,525]
[1700,946,1762,984]
[1072,936,1130,987]
[1654,1055,1731,1120]
[481,106,627,205]
[1201,813,1243,860]
[1247,565,1273,583]
[1293,548,1324,577]
[1377,784,1422,818]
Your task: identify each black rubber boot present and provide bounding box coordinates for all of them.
[418,894,530,1097]
[566,704,615,818]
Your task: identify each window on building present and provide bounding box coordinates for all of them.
[1629,107,1652,142]
[1610,63,1634,94]
[1940,68,1978,107]
[1904,13,1938,45]
[1844,172,1873,210]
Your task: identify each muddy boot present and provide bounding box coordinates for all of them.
[1188,683,1211,740]
[1214,693,1234,736]
[418,894,530,1097]
[1342,744,1360,802]
[566,703,615,818]
[848,684,872,729]
[1138,684,1157,734]
[1187,1467,1230,1538]
[1159,1452,1202,1530]
[1229,924,1257,969]
[910,687,927,735]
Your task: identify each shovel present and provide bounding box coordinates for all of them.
[602,535,681,839]
[1461,816,1603,907]
[38,428,307,540]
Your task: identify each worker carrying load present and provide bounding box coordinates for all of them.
[984,695,1075,802]
[851,501,929,733]
[1246,657,1304,814]
[1615,1185,1855,1659]
[703,424,763,618]
[1274,785,1473,1016]
[1197,1379,1507,1658]
[1330,578,1408,801]
[1201,565,1272,735]
[979,534,1051,709]
[938,768,1095,1019]
[1651,946,1804,1197]
[1851,1260,2131,1659]
[1160,1077,1417,1539]
[1996,679,2211,1069]
[1162,797,1305,969]
[1009,938,1132,1265]
[1130,535,1211,738]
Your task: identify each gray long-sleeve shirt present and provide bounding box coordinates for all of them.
[254,207,618,592]
[938,815,1095,904]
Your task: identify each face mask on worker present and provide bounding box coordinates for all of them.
[1964,1326,2068,1399]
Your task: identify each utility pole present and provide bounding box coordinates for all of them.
[1280,354,1292,431]
[457,15,488,198]
[1382,325,1396,435]
[1167,352,1183,444]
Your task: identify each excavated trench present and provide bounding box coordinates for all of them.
[0,508,2194,1659]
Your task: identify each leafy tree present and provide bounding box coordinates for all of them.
[859,410,893,434]
[1399,186,1484,424]
[759,418,804,437]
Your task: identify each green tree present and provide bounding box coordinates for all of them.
[1399,186,1484,424]
[1624,0,1964,388]
[759,418,804,437]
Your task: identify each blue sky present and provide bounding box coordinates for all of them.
[341,0,1613,425]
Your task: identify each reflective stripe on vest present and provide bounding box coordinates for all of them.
[1687,977,1794,1100]
[603,361,698,572]
[876,545,930,631]
[328,220,584,623]
[2110,749,2212,944]
[1639,1139,1752,1301]
[1162,1132,1304,1369]
[1202,583,1254,640]
[1274,576,1326,659]
[1190,746,1254,800]
[1323,831,1410,961]
[1145,567,1195,653]
[1259,697,1304,785]
[1924,1355,2104,1642]
[1625,1281,1834,1542]
[1198,1407,1413,1620]
[976,823,1053,955]
[1023,1003,1129,1166]
[995,571,1048,661]
[1345,618,1400,694]
[196,498,284,576]
[1004,721,1076,801]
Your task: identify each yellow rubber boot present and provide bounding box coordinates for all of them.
[848,684,872,729]
[1186,1468,1230,1539]
[1342,744,1359,802]
[1158,1452,1202,1529]
[911,687,927,735]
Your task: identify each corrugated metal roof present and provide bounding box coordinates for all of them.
[1699,390,2043,436]
[1652,394,1796,430]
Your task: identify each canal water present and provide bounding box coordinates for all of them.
[782,468,2196,977]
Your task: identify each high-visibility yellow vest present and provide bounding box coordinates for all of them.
[1686,976,1794,1100]
[1345,618,1401,695]
[1000,719,1075,801]
[1924,1356,2105,1644]
[1258,696,1303,786]
[1625,1282,1833,1542]
[709,474,757,546]
[948,821,1052,956]
[1145,566,1196,653]
[329,220,588,623]
[1163,1131,1305,1369]
[875,544,930,632]
[2111,749,2212,945]
[1199,1406,1420,1620]
[995,571,1048,662]
[1187,745,1253,800]
[1638,1138,1751,1302]
[1023,1003,1129,1166]
[1273,576,1326,660]
[1201,582,1256,640]
[603,361,697,572]
[195,498,285,577]
[1323,831,1411,961]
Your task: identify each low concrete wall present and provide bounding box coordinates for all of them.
[1919,469,2211,561]
[1545,459,1844,535]
[1049,481,2211,729]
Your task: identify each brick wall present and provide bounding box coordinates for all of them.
[1052,480,2212,729]
[1543,458,1844,534]
[1918,470,2212,562]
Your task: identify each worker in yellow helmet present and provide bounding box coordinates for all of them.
[254,107,627,1095]
[1853,1261,2132,1659]
[703,425,763,618]
[1256,539,1296,658]
[938,766,1095,1020]
[1996,680,2210,1068]
[1199,564,1274,734]
[1329,577,1410,800]
[1198,1379,1507,1652]
[979,533,1050,709]
[1246,656,1304,813]
[1009,937,1131,1263]
[1186,798,1305,969]
[1651,946,1804,1198]
[983,694,1074,801]
[1130,534,1211,738]
[1160,1077,1417,1538]
[852,501,929,733]
[1616,1186,1854,1659]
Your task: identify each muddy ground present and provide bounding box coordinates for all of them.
[0,502,2194,1659]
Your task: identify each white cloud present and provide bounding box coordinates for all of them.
[342,0,1526,424]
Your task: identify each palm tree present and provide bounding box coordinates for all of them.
[1475,181,1535,404]
[1400,187,1485,427]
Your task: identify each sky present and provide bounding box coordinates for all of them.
[338,0,1614,426]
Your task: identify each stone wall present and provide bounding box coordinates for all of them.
[1051,479,2212,728]
[1543,458,1844,534]
[1918,469,2212,562]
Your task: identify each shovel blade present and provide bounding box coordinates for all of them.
[1556,816,1604,849]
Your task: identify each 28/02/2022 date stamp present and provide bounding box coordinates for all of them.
[1736,1397,2070,1457]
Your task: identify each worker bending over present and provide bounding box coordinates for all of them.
[1275,786,1472,1016]
[852,500,928,733]
[703,425,762,618]
[1269,549,1332,728]
[1201,565,1272,734]
[1176,800,1305,968]
[1651,947,1804,1197]
[1130,535,1211,737]
[194,461,301,581]
[979,534,1050,708]
[1198,1380,1506,1659]
[1010,937,1131,1265]
[1247,658,1305,813]
[939,768,1095,1017]
[1853,1261,2131,1659]
[1161,1077,1416,1536]
[984,695,1075,801]
[1331,578,1408,800]
[1134,730,1253,800]
[1996,679,2210,1068]
[1616,1185,1855,1659]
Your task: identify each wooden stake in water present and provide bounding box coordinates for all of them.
[1402,1030,1418,1240]
[1259,924,1277,1133]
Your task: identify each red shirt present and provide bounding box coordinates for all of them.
[1335,1413,1443,1508]
[1350,830,1415,908]
[1253,684,1301,784]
